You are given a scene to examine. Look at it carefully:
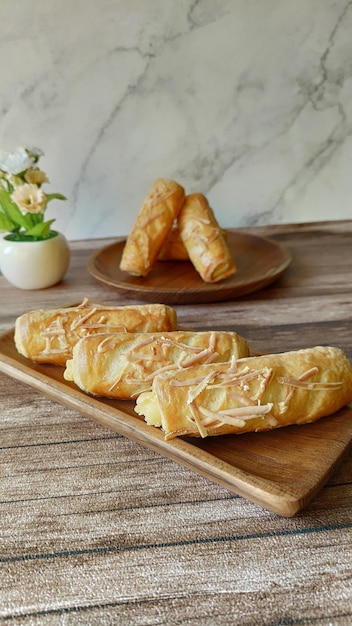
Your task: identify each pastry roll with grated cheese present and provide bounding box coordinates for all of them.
[64,330,249,399]
[135,346,352,439]
[119,178,186,276]
[177,193,237,283]
[14,299,178,366]
[158,224,229,262]
[157,224,189,261]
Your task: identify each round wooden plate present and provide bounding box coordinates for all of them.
[87,231,292,304]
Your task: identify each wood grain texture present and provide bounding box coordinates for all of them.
[0,328,351,517]
[1,220,352,624]
[86,231,291,303]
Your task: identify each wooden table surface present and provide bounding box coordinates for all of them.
[1,221,352,624]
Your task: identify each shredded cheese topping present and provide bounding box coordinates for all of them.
[105,332,228,392]
[277,376,342,390]
[39,304,127,357]
[277,366,342,414]
[167,359,341,438]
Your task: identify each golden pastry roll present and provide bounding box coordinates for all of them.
[119,178,186,276]
[135,346,352,440]
[64,330,249,399]
[158,224,229,262]
[177,193,237,282]
[157,225,189,261]
[14,299,178,366]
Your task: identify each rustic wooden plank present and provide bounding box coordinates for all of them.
[1,221,352,624]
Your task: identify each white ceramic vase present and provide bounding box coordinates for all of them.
[0,232,70,290]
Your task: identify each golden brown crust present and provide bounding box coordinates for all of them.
[119,178,185,276]
[157,225,189,261]
[64,330,249,398]
[14,300,178,366]
[158,224,229,262]
[177,193,237,282]
[135,346,352,439]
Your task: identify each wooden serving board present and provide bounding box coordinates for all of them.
[1,327,351,517]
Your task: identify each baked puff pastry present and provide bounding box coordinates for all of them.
[135,346,352,440]
[178,193,237,283]
[64,330,249,399]
[64,331,249,399]
[158,224,189,261]
[119,178,186,276]
[14,299,177,366]
[158,224,229,262]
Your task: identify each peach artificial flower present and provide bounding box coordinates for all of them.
[11,183,47,214]
[24,168,49,185]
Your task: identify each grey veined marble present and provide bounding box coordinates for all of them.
[1,0,351,240]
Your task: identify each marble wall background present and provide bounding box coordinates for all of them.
[1,0,351,241]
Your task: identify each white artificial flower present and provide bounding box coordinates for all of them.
[26,146,44,158]
[0,147,35,175]
[11,183,47,214]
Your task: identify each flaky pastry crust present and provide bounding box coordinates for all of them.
[158,225,189,261]
[64,330,249,398]
[135,346,352,439]
[14,299,177,366]
[119,178,185,276]
[178,193,237,282]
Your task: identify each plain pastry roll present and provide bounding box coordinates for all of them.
[135,346,352,440]
[64,330,249,399]
[178,193,237,283]
[14,299,178,366]
[119,178,186,276]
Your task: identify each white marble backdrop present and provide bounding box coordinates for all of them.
[1,0,351,240]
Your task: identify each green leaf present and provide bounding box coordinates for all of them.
[0,189,28,229]
[26,212,43,229]
[0,189,13,215]
[0,212,15,232]
[25,219,56,238]
[46,193,66,203]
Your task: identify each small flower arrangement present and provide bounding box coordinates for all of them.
[0,146,66,241]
